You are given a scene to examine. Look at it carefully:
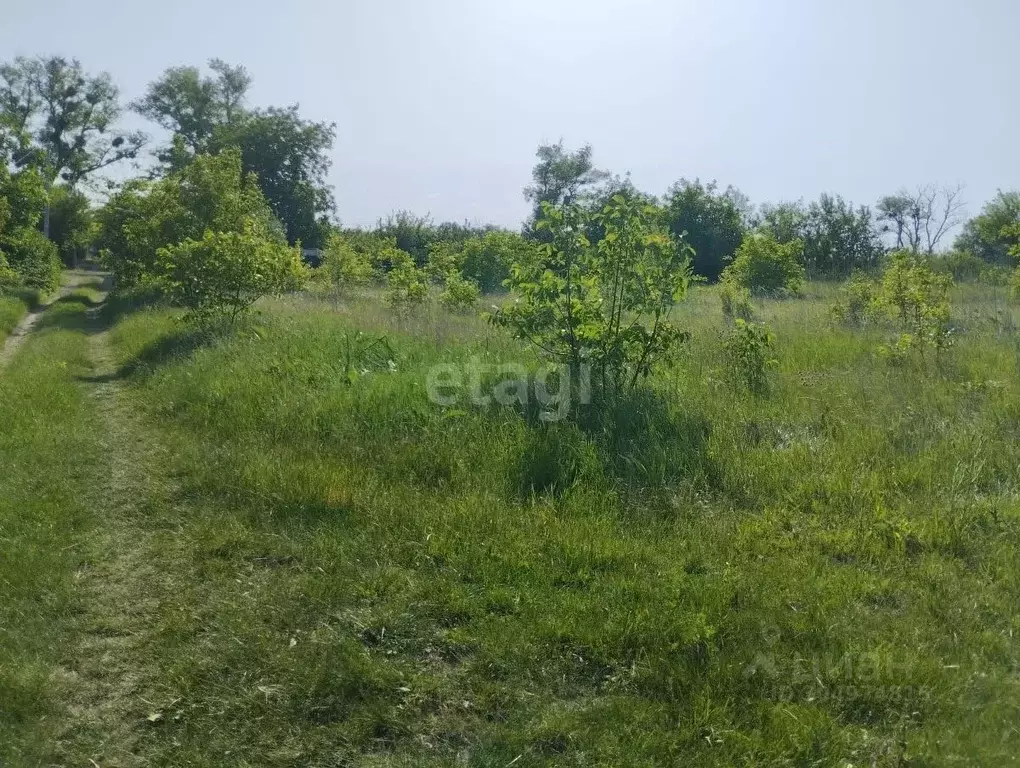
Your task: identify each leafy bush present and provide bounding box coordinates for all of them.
[460,231,529,293]
[494,195,694,399]
[439,273,481,313]
[830,270,878,326]
[721,232,805,296]
[1010,267,1020,301]
[423,240,463,285]
[722,319,777,395]
[933,250,985,282]
[157,225,307,323]
[384,248,428,316]
[3,228,61,292]
[98,150,283,289]
[320,231,372,297]
[0,252,20,291]
[876,250,953,357]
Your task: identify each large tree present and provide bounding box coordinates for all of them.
[135,60,335,248]
[876,184,966,254]
[663,179,747,281]
[523,141,609,236]
[0,56,145,187]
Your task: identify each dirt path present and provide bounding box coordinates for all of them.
[0,270,100,371]
[50,277,175,765]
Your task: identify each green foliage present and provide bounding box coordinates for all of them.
[2,227,61,292]
[802,194,883,277]
[721,231,805,296]
[460,230,529,293]
[876,251,953,357]
[134,60,335,247]
[0,252,19,290]
[438,272,481,313]
[664,178,747,281]
[0,56,144,185]
[156,225,306,323]
[756,201,807,244]
[721,318,776,395]
[1009,267,1020,301]
[495,195,694,397]
[384,248,428,316]
[423,240,463,284]
[523,141,609,235]
[830,270,878,326]
[954,191,1020,264]
[0,163,55,290]
[98,150,282,288]
[213,106,335,248]
[47,186,94,266]
[320,231,373,297]
[933,249,986,282]
[719,283,754,321]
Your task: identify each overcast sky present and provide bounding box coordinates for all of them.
[2,0,1017,228]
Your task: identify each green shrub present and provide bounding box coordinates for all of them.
[0,252,20,291]
[385,249,428,316]
[722,319,777,395]
[424,240,463,285]
[3,228,61,293]
[157,225,307,323]
[320,231,373,297]
[438,273,481,313]
[461,231,530,293]
[1010,267,1020,301]
[934,250,985,282]
[876,250,953,357]
[721,232,805,296]
[830,270,878,326]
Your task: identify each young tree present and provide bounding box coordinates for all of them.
[876,185,966,254]
[663,179,747,281]
[0,56,145,187]
[494,196,695,398]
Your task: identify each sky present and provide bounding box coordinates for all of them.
[1,0,1017,229]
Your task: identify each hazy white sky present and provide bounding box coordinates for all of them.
[2,0,1017,228]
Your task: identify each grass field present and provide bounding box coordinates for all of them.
[1,278,1019,765]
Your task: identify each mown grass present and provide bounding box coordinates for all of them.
[66,282,1019,766]
[0,288,107,764]
[0,287,42,346]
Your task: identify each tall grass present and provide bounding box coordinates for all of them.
[0,288,41,347]
[76,282,1020,765]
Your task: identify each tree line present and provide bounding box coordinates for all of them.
[1,54,1018,305]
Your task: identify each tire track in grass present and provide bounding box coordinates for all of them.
[0,270,96,372]
[51,277,178,766]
